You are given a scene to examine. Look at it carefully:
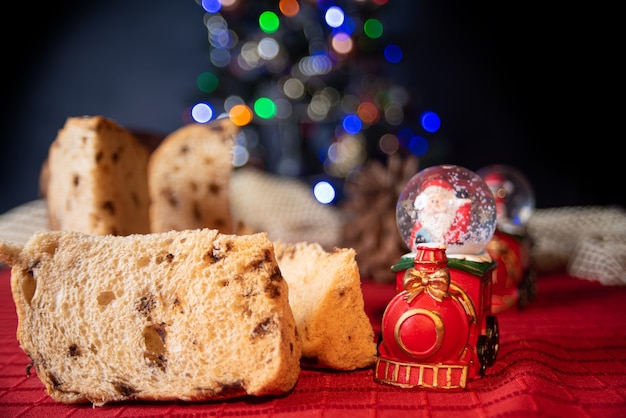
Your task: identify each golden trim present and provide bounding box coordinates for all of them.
[374,357,468,390]
[394,308,444,358]
[448,282,476,319]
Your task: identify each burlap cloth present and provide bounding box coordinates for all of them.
[1,170,624,285]
[0,168,344,257]
[525,205,626,285]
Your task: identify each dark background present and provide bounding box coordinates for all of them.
[2,1,621,214]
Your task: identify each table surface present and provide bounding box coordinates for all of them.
[1,266,625,418]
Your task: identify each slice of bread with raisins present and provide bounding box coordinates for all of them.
[0,229,301,406]
[46,115,151,235]
[148,118,239,234]
[274,241,377,370]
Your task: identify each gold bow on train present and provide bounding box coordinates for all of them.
[403,267,450,303]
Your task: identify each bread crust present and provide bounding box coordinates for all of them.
[4,229,301,406]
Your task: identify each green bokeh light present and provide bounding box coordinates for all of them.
[254,97,277,119]
[363,18,383,39]
[197,71,219,93]
[259,11,279,34]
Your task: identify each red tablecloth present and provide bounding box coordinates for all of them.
[1,266,625,417]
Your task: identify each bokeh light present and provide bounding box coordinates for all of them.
[197,71,219,93]
[313,180,336,204]
[232,144,250,167]
[363,18,383,38]
[420,111,441,133]
[379,133,399,155]
[258,37,280,60]
[343,114,362,134]
[357,101,379,124]
[409,135,428,156]
[331,32,353,54]
[283,77,305,99]
[239,41,260,70]
[279,0,300,17]
[274,97,293,119]
[384,44,403,63]
[201,0,221,13]
[325,133,367,177]
[298,54,332,76]
[229,104,253,126]
[254,97,277,119]
[259,11,280,34]
[384,103,404,125]
[325,6,345,28]
[191,102,214,123]
[210,48,231,67]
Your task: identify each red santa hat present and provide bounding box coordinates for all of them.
[414,177,458,210]
[483,172,506,187]
[420,177,453,192]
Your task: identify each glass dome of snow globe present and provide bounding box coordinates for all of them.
[476,164,535,234]
[396,164,497,255]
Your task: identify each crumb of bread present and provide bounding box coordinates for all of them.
[274,241,377,370]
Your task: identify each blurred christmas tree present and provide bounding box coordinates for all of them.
[192,0,439,205]
[189,0,455,281]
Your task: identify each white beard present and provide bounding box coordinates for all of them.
[419,207,458,242]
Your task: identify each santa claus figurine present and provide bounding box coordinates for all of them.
[477,164,535,235]
[409,178,472,250]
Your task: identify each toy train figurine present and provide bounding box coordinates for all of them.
[374,164,501,390]
[478,164,537,313]
[374,243,499,390]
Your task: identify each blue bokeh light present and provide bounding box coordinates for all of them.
[409,135,428,156]
[201,0,222,14]
[342,114,362,134]
[384,44,402,63]
[420,110,441,133]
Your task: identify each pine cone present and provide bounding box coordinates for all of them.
[340,153,420,282]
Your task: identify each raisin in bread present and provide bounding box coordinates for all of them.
[46,115,151,235]
[0,229,301,406]
[148,118,239,233]
[274,241,377,370]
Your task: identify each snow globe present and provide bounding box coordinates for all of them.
[477,164,536,312]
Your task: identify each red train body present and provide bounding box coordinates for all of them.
[487,228,536,313]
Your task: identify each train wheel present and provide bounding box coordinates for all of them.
[485,315,499,366]
[476,335,489,376]
[518,270,538,309]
